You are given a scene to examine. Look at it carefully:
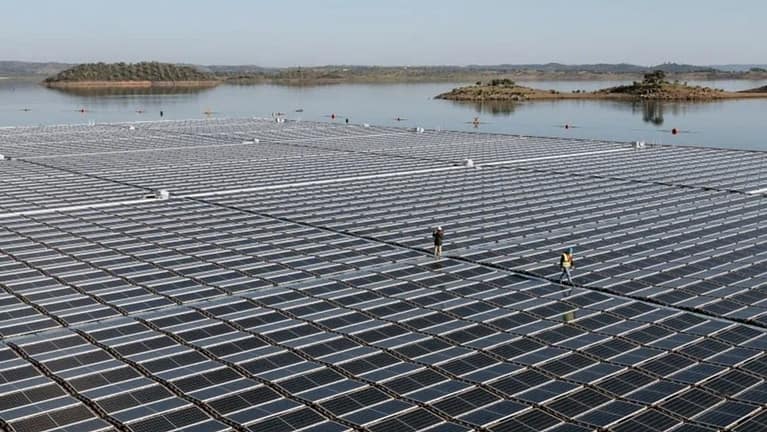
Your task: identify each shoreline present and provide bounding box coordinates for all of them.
[436,79,767,102]
[223,73,767,86]
[437,91,767,102]
[39,72,767,87]
[44,80,221,89]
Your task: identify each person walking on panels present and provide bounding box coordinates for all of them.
[559,247,575,285]
[433,226,444,258]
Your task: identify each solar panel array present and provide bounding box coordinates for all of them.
[1,118,767,432]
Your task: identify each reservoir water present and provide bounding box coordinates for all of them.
[1,78,766,150]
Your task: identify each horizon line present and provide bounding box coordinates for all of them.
[2,59,767,69]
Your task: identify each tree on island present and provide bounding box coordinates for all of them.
[621,70,668,95]
[476,78,516,87]
[643,70,667,86]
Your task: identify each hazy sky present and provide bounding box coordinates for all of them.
[2,0,764,66]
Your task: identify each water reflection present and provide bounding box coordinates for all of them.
[626,100,728,126]
[45,85,215,114]
[446,100,518,115]
[590,99,727,127]
[450,97,734,130]
[47,85,216,97]
[638,101,665,125]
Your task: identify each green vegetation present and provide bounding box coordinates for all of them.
[435,80,545,101]
[45,62,216,82]
[436,69,767,102]
[484,78,516,87]
[750,67,767,73]
[219,64,767,86]
[219,66,489,84]
[221,67,350,84]
[599,70,726,99]
[608,70,668,94]
[28,61,767,86]
[31,61,767,91]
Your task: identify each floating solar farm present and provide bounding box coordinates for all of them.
[1,118,767,432]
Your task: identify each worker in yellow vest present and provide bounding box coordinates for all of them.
[559,247,575,285]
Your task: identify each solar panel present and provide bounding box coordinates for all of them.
[0,118,766,431]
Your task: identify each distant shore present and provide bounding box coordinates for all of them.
[4,59,765,87]
[223,70,767,86]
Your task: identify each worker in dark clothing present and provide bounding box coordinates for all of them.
[433,226,444,258]
[559,247,575,285]
[345,118,349,124]
[160,110,164,118]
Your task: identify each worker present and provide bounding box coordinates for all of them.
[559,247,575,285]
[345,118,349,124]
[160,110,164,118]
[433,226,444,258]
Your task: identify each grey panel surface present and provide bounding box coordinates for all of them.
[1,118,766,432]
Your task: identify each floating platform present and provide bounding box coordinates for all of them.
[1,118,766,431]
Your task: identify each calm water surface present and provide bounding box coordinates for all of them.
[1,79,766,150]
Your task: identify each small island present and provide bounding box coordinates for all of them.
[436,71,767,102]
[44,62,220,89]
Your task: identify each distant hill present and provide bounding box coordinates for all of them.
[4,60,766,78]
[213,63,740,85]
[461,62,717,73]
[0,61,72,77]
[199,64,279,74]
[4,59,765,85]
[45,62,216,83]
[710,64,767,72]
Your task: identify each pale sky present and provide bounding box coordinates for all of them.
[2,0,764,66]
